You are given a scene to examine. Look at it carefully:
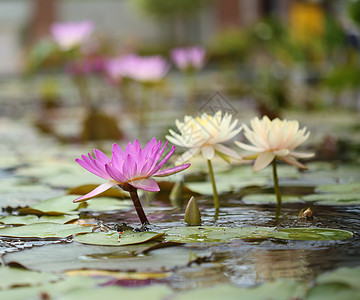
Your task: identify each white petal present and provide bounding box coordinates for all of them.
[176,148,200,164]
[274,149,289,156]
[281,156,307,169]
[254,152,275,171]
[201,145,215,160]
[234,141,262,153]
[214,144,241,159]
[289,151,315,158]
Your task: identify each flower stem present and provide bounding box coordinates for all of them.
[272,159,282,206]
[207,159,220,210]
[129,189,149,225]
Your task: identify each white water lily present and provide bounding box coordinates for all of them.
[166,111,242,164]
[235,116,315,171]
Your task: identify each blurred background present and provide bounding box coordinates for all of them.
[1,0,360,147]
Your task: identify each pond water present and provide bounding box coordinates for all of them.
[0,77,360,298]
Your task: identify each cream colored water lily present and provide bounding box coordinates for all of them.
[235,116,315,171]
[166,111,241,210]
[166,111,242,164]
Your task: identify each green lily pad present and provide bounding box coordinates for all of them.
[0,275,102,300]
[81,197,132,212]
[164,226,275,243]
[0,215,78,225]
[315,182,360,193]
[174,280,306,300]
[54,283,173,300]
[186,177,268,195]
[272,228,353,241]
[18,195,81,215]
[3,242,211,273]
[314,266,360,289]
[0,178,64,209]
[163,226,353,243]
[0,222,92,238]
[241,194,300,204]
[305,283,360,300]
[74,230,164,246]
[68,184,130,199]
[302,193,360,205]
[0,267,62,290]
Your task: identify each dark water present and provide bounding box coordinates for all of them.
[90,194,360,290]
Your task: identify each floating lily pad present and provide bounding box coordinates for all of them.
[3,242,211,273]
[186,177,268,195]
[241,194,300,204]
[18,195,81,215]
[272,228,353,241]
[173,281,306,300]
[55,284,173,300]
[0,178,64,209]
[68,184,130,199]
[0,275,102,300]
[0,214,78,225]
[302,193,360,205]
[164,226,275,243]
[314,266,360,289]
[163,226,352,243]
[0,267,62,290]
[80,197,132,212]
[0,222,92,238]
[315,182,360,194]
[74,231,164,246]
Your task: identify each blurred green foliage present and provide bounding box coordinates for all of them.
[347,0,360,27]
[134,0,213,19]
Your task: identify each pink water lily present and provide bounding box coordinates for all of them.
[170,46,206,72]
[74,138,190,203]
[50,21,94,51]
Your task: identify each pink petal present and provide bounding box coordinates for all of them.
[154,163,191,177]
[112,143,125,159]
[143,137,158,154]
[123,154,138,179]
[76,157,109,180]
[94,149,110,164]
[130,178,160,192]
[149,145,175,176]
[73,181,119,202]
[254,152,275,171]
[105,164,127,182]
[111,150,124,170]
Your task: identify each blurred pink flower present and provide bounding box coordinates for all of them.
[50,21,94,51]
[103,54,137,84]
[105,54,170,84]
[73,138,190,202]
[170,46,206,72]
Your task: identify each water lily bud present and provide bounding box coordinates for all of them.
[184,197,201,226]
[170,180,185,207]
